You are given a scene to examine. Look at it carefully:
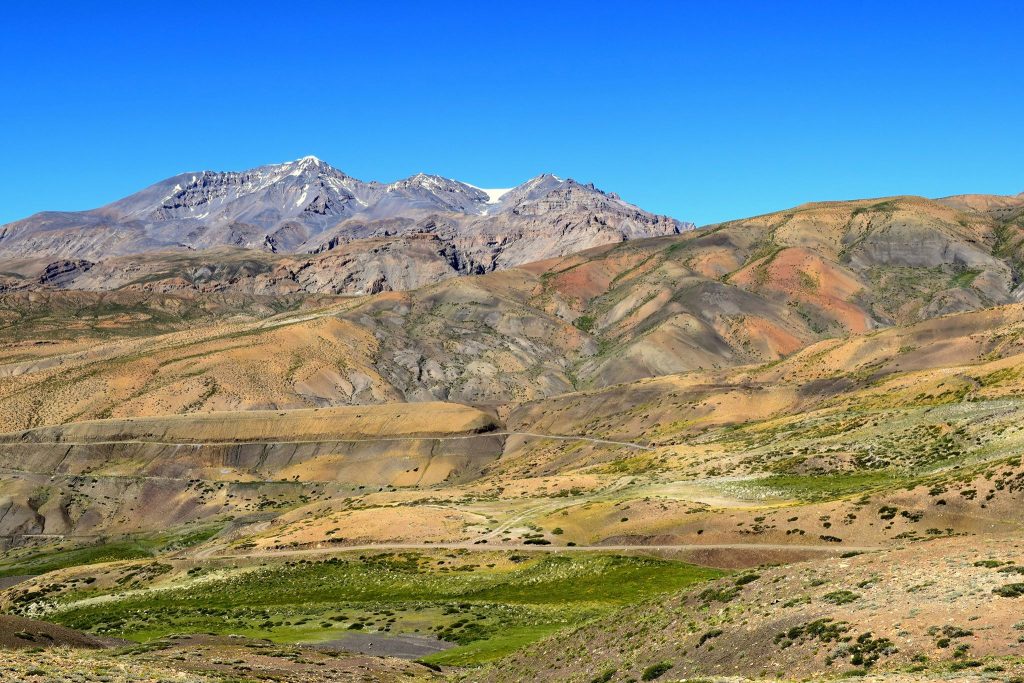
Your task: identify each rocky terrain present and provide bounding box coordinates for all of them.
[0,157,691,297]
[0,631,440,681]
[1,187,1024,682]
[482,537,1024,682]
[4,192,1024,430]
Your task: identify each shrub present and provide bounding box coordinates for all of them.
[994,583,1024,598]
[849,631,896,668]
[573,316,596,332]
[822,590,860,605]
[998,565,1024,575]
[590,668,616,683]
[641,661,674,680]
[698,586,739,603]
[939,625,974,638]
[697,628,724,647]
[775,618,851,646]
[974,559,1004,568]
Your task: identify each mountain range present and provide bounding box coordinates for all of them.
[0,157,691,295]
[2,189,1023,419]
[3,165,1024,682]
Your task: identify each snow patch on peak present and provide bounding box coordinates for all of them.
[281,156,325,175]
[283,156,326,177]
[464,183,513,204]
[481,187,513,204]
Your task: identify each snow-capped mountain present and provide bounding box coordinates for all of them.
[0,157,693,291]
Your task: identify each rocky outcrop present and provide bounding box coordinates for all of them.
[37,260,94,286]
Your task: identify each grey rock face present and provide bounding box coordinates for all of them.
[38,259,95,286]
[0,158,693,281]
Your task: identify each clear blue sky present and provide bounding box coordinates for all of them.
[1,1,1021,226]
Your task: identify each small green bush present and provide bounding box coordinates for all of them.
[974,559,1004,568]
[822,590,860,605]
[698,586,739,603]
[998,565,1024,575]
[573,315,596,332]
[994,583,1024,598]
[697,628,724,647]
[641,661,674,680]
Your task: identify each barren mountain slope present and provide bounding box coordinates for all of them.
[6,298,1024,552]
[480,536,1024,682]
[4,194,1024,427]
[0,403,502,538]
[3,192,1024,682]
[508,193,1024,387]
[0,158,690,294]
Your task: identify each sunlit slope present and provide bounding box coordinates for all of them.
[0,403,502,538]
[483,537,1024,681]
[4,194,1024,424]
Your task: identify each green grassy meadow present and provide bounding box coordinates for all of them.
[38,551,723,665]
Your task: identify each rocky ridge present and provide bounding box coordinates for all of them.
[0,157,692,296]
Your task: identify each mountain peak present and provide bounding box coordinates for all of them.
[277,155,341,177]
[0,157,691,261]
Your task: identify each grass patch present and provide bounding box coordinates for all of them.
[0,525,223,578]
[573,315,596,332]
[950,268,982,288]
[0,543,152,578]
[44,552,722,666]
[746,471,908,502]
[421,623,564,666]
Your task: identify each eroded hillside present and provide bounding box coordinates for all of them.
[3,192,1024,682]
[5,194,1024,427]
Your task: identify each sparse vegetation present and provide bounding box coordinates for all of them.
[573,315,596,332]
[27,552,720,667]
[4,188,1024,683]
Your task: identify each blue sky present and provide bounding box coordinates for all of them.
[1,1,1021,226]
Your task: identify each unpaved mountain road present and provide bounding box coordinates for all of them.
[502,432,655,451]
[0,430,652,451]
[5,426,872,565]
